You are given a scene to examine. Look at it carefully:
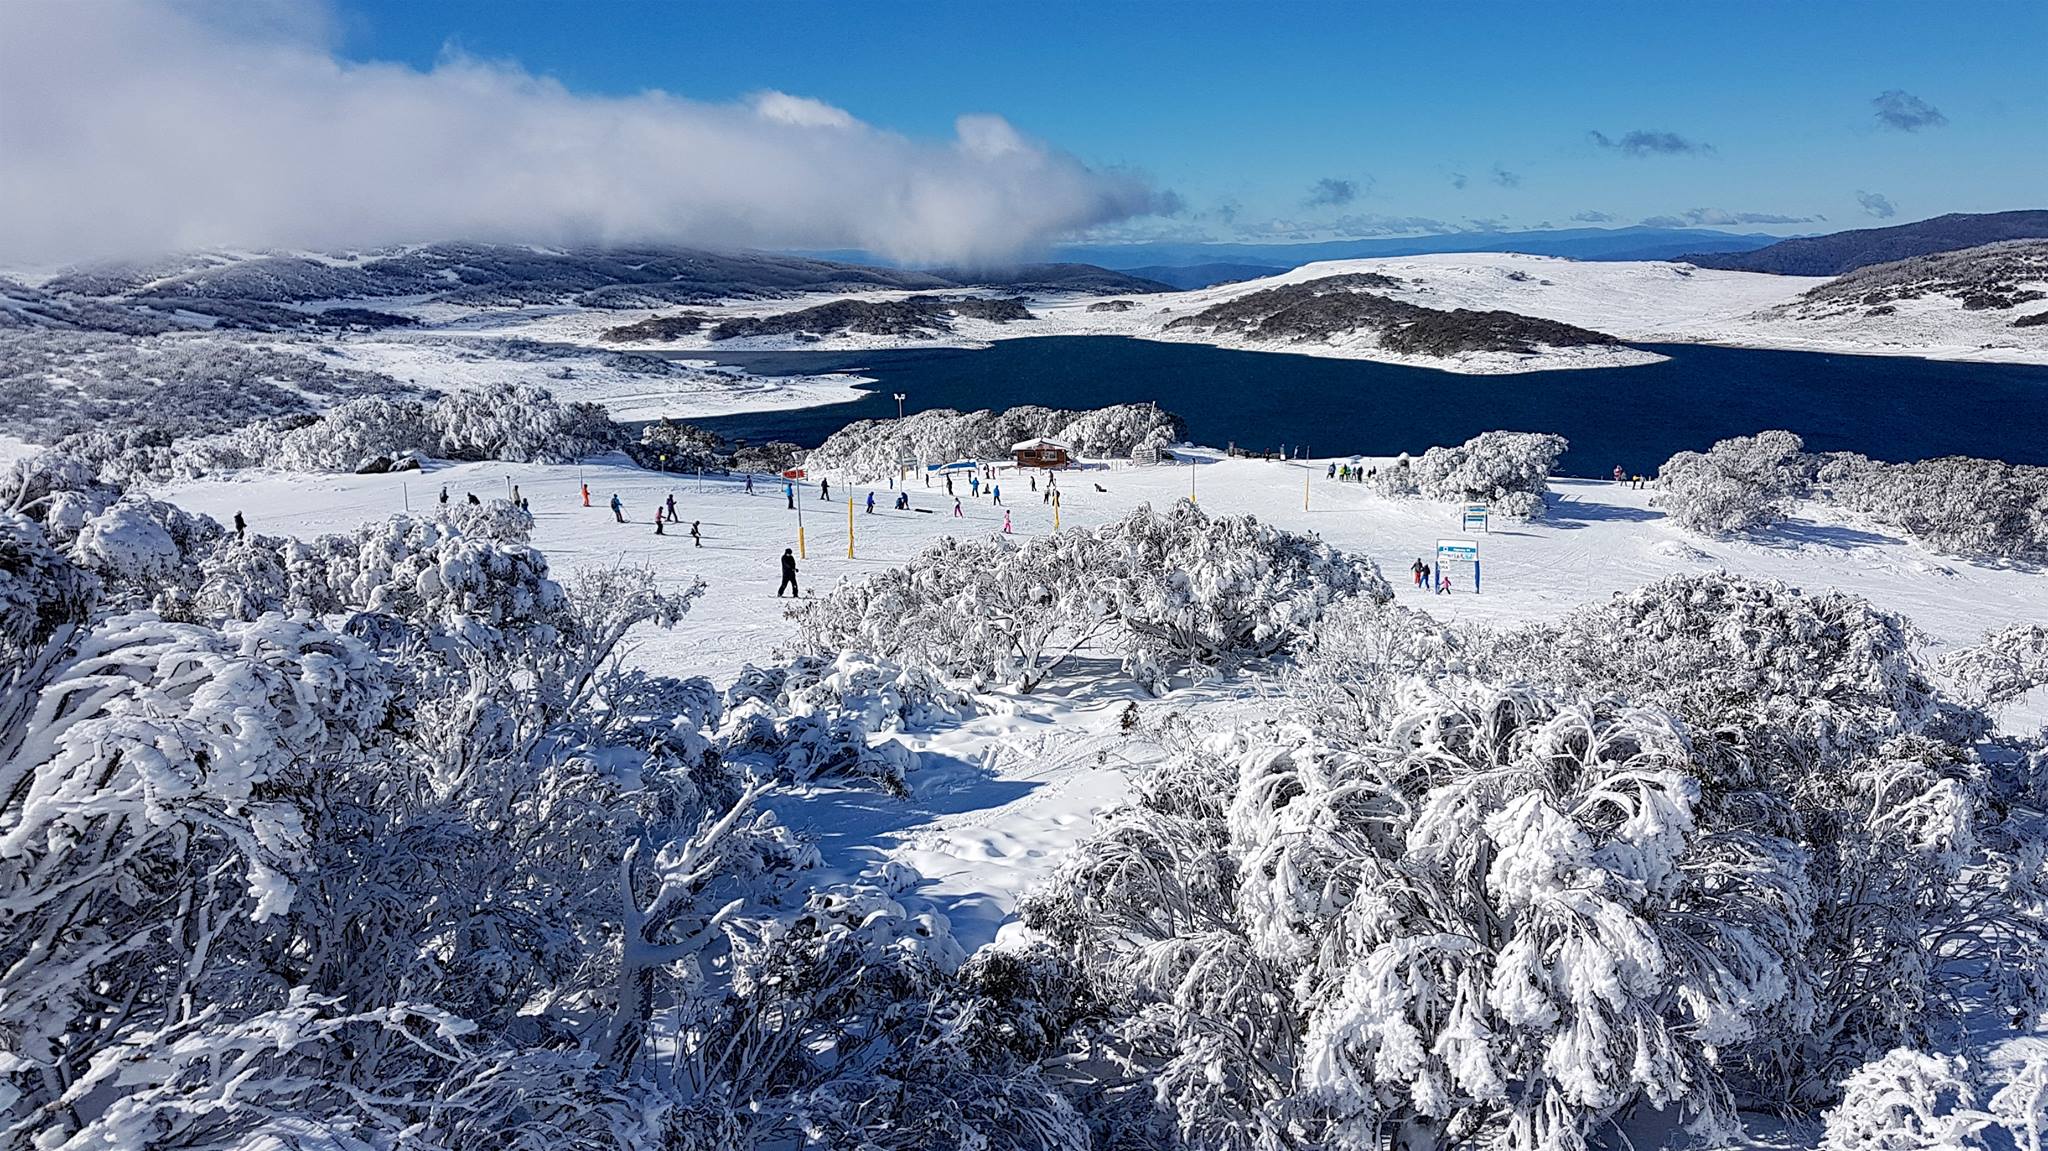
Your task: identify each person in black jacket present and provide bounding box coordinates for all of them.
[777,548,799,597]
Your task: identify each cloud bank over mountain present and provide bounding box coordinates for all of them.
[0,0,1167,265]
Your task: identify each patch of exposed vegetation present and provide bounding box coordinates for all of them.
[598,312,712,343]
[1794,239,2048,317]
[1162,273,1620,356]
[709,295,1033,341]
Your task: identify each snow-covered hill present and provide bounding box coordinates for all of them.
[567,249,2048,371]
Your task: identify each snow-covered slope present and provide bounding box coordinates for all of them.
[156,448,2048,948]
[563,251,2048,370]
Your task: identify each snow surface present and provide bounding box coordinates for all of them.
[345,254,2047,387]
[156,449,2048,953]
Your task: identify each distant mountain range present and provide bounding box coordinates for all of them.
[4,244,1166,333]
[1677,210,2048,276]
[1048,226,1788,272]
[1120,263,1292,290]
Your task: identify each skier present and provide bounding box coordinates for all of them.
[866,492,876,514]
[1030,475,1037,492]
[953,497,963,517]
[786,482,795,509]
[666,493,677,520]
[610,493,624,523]
[654,508,665,535]
[1614,465,1625,483]
[690,520,702,547]
[439,485,450,506]
[1438,574,1452,595]
[895,492,909,510]
[820,477,830,501]
[580,482,589,508]
[233,511,246,540]
[945,475,954,496]
[1093,483,1107,493]
[1003,510,1013,534]
[991,483,1001,505]
[1043,484,1051,504]
[777,548,799,597]
[467,493,481,506]
[745,474,754,494]
[970,475,980,498]
[511,484,520,505]
[1328,462,1337,479]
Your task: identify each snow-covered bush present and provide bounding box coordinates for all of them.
[437,493,536,543]
[715,653,969,794]
[803,402,1184,481]
[1821,1048,2048,1151]
[1822,1050,1984,1151]
[1491,571,1938,767]
[1939,623,2048,709]
[1028,681,1811,1151]
[180,384,621,475]
[801,501,1385,692]
[1367,432,1565,518]
[1029,572,2046,1146]
[1814,452,2048,561]
[1653,429,1809,536]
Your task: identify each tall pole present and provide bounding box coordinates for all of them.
[846,495,854,558]
[796,486,806,559]
[1189,459,1196,505]
[1303,465,1310,512]
[893,392,906,420]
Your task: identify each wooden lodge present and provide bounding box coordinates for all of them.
[1011,437,1073,469]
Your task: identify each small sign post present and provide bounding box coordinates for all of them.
[1462,504,1489,534]
[1436,538,1481,593]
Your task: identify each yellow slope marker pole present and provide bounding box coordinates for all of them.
[847,494,855,558]
[796,484,806,559]
[1189,459,1197,505]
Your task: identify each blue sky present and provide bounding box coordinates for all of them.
[330,0,2048,242]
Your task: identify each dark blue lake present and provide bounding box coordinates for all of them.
[685,337,2048,477]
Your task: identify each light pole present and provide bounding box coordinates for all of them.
[893,393,906,420]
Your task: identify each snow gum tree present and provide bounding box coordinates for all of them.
[800,501,1386,693]
[1652,429,1808,536]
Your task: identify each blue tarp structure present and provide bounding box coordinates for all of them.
[927,460,979,472]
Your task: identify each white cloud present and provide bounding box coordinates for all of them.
[0,0,1165,265]
[749,91,858,130]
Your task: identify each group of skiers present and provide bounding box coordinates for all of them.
[1409,558,1453,595]
[1611,465,1648,489]
[1327,462,1377,482]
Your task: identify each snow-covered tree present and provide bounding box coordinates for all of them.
[1653,429,1809,536]
[1814,452,2048,561]
[802,402,1184,481]
[1939,623,2048,710]
[801,501,1385,693]
[1368,433,1566,519]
